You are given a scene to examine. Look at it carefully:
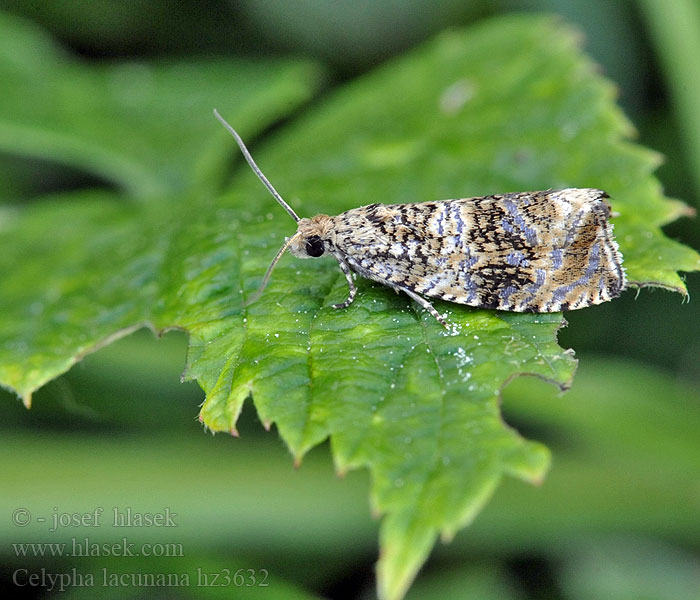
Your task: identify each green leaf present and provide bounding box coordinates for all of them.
[0,11,324,198]
[639,0,700,197]
[560,538,700,600]
[405,563,523,600]
[1,13,698,600]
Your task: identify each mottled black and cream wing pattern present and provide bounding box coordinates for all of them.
[214,112,627,322]
[330,189,626,313]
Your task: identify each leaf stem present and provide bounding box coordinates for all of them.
[639,0,700,198]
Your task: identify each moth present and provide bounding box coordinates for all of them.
[214,110,626,328]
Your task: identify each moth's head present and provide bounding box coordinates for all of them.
[289,215,335,259]
[213,110,340,305]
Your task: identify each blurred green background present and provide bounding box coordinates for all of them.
[1,1,698,599]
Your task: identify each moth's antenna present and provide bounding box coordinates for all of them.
[213,109,300,223]
[243,233,301,307]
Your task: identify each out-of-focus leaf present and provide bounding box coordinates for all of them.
[405,563,523,600]
[0,11,324,198]
[1,13,698,600]
[640,0,700,197]
[560,538,700,600]
[464,355,700,551]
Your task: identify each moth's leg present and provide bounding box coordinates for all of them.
[401,288,449,328]
[332,256,357,309]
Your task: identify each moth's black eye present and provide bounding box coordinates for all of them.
[305,235,325,258]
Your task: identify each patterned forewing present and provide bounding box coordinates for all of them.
[331,189,625,312]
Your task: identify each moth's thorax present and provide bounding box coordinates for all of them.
[289,214,337,258]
